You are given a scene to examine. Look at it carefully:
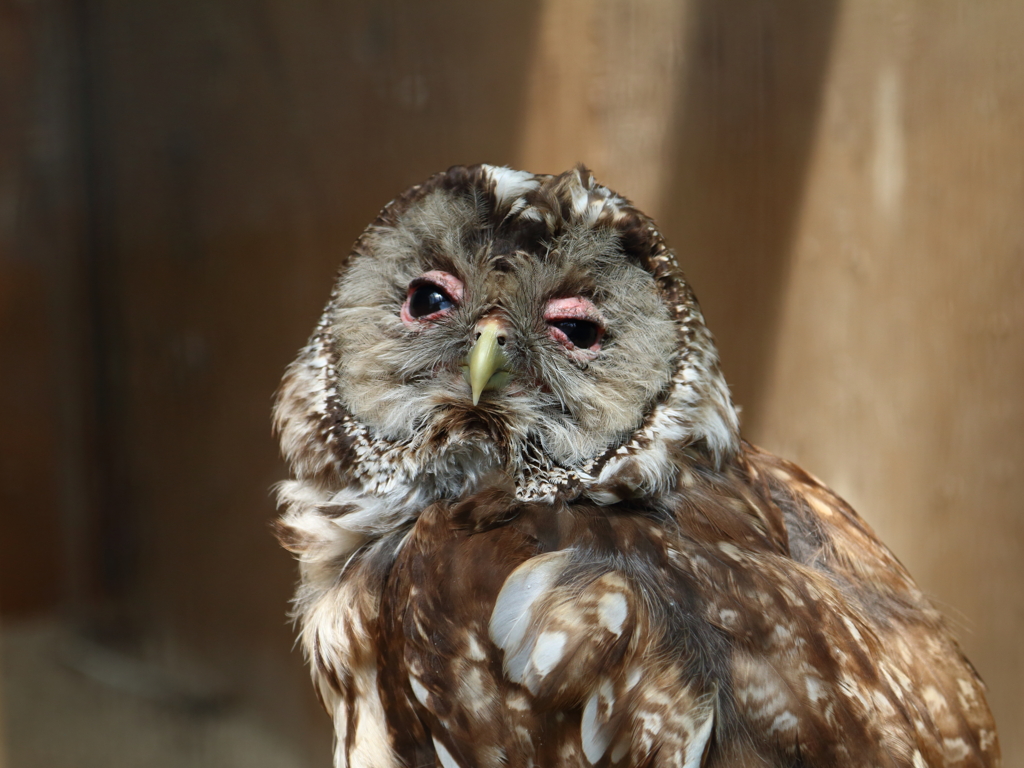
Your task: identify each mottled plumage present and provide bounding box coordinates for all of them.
[274,165,999,767]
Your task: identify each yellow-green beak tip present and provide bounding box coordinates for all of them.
[466,319,509,405]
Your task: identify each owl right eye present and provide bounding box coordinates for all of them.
[408,283,454,318]
[400,270,464,326]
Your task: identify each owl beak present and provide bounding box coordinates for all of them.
[464,317,511,405]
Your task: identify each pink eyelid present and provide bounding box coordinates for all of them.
[543,297,604,326]
[400,270,464,325]
[415,271,464,303]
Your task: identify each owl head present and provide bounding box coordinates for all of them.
[275,166,738,507]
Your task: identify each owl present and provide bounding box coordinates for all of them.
[273,165,999,767]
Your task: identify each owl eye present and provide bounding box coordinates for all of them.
[408,282,454,318]
[401,271,464,326]
[544,296,605,353]
[548,319,601,350]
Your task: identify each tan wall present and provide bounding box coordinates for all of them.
[3,0,1021,763]
[755,5,1024,751]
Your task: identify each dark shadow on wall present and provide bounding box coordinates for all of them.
[9,0,546,764]
[659,2,839,437]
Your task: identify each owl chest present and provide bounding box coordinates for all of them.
[359,499,723,768]
[315,493,985,768]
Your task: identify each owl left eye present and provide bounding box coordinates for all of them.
[548,319,600,350]
[544,297,606,353]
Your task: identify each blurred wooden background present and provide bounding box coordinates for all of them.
[2,1,1021,765]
